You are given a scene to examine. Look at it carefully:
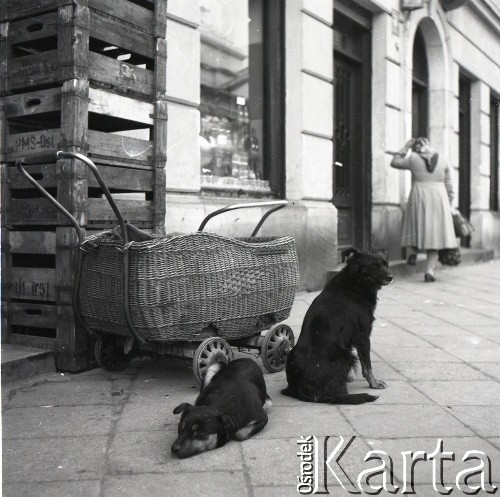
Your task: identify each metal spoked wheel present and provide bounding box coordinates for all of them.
[192,337,234,385]
[94,335,134,372]
[260,323,295,373]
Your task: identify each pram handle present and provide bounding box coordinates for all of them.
[15,151,129,246]
[198,201,288,236]
[16,151,145,345]
[16,151,59,165]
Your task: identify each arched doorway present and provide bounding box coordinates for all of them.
[410,17,450,153]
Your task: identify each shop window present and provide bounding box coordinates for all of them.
[199,0,283,196]
[412,27,429,138]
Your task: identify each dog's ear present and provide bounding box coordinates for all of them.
[341,247,360,262]
[379,248,388,260]
[219,414,236,432]
[173,402,192,415]
[372,247,388,260]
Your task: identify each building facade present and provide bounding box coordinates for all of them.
[164,0,500,290]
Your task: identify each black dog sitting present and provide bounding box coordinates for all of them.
[171,358,271,458]
[282,247,393,405]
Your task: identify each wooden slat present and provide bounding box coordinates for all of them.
[153,0,167,39]
[7,163,58,189]
[8,198,60,225]
[0,23,7,96]
[4,0,68,21]
[56,304,89,371]
[7,50,60,89]
[89,164,153,192]
[89,52,153,97]
[1,228,12,341]
[86,156,154,169]
[153,99,167,230]
[6,129,61,161]
[7,301,57,328]
[55,227,79,305]
[90,9,154,59]
[8,267,55,301]
[9,199,153,226]
[58,79,89,224]
[153,167,166,230]
[154,37,167,96]
[10,231,56,254]
[87,198,152,224]
[58,4,89,69]
[89,0,153,34]
[89,87,154,124]
[88,129,153,165]
[8,12,58,44]
[0,106,5,164]
[3,87,61,118]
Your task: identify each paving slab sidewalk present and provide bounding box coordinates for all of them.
[2,261,500,496]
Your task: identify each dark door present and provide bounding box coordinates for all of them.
[332,6,371,253]
[333,57,363,252]
[490,97,499,212]
[458,76,471,247]
[411,27,429,138]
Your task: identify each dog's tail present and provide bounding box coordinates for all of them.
[281,387,377,405]
[202,361,225,391]
[319,393,378,405]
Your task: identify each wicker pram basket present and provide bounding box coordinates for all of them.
[77,227,300,342]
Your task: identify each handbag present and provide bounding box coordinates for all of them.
[438,247,461,267]
[452,210,474,238]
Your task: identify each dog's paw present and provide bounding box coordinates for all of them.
[368,379,387,389]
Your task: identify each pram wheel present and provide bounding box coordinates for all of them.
[95,335,133,371]
[192,337,234,385]
[260,324,294,373]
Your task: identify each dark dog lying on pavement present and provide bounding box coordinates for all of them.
[171,358,271,458]
[282,247,393,405]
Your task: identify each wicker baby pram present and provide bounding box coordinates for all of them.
[78,228,299,342]
[16,151,300,382]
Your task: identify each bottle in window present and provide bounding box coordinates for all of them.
[245,127,260,180]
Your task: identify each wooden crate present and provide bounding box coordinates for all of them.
[2,84,166,230]
[0,0,167,99]
[0,226,107,370]
[1,223,156,370]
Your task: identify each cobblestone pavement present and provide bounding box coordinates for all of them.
[2,261,500,496]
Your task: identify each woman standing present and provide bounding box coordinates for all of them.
[391,137,458,282]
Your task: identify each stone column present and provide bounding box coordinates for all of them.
[371,11,405,259]
[165,0,201,195]
[470,81,491,248]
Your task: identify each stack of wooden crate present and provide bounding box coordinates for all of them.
[0,0,167,371]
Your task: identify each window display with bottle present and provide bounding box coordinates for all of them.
[199,0,268,194]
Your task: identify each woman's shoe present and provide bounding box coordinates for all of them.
[407,253,417,266]
[424,273,436,282]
